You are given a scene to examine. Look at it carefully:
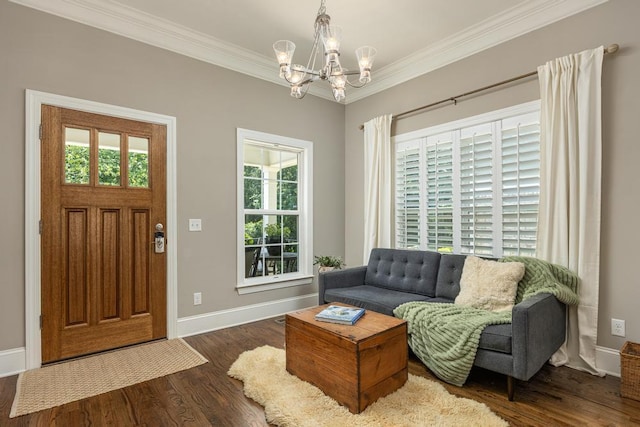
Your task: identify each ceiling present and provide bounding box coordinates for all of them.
[11,0,606,103]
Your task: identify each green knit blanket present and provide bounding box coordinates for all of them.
[393,257,579,386]
[500,256,580,306]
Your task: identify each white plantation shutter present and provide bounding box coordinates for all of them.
[395,141,421,249]
[394,101,540,258]
[501,112,540,256]
[459,124,494,255]
[425,133,454,252]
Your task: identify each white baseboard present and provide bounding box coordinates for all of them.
[1,309,620,380]
[0,294,317,378]
[0,347,26,378]
[177,293,318,338]
[596,345,621,377]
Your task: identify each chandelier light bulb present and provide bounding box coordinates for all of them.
[288,65,307,85]
[273,40,296,64]
[320,25,342,52]
[356,46,377,83]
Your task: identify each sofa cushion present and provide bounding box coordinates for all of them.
[455,256,525,312]
[364,248,441,297]
[478,324,512,354]
[434,254,467,299]
[323,285,436,316]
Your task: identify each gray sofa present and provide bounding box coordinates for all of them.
[318,248,567,400]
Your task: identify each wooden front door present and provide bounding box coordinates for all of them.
[40,105,167,363]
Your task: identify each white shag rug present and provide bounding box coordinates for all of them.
[228,345,508,427]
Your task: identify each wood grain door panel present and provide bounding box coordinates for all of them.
[41,105,167,363]
[130,209,151,315]
[64,207,89,327]
[99,208,120,321]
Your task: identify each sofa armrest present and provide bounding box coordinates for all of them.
[511,293,567,380]
[318,266,367,305]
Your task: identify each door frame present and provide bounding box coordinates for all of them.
[25,89,178,369]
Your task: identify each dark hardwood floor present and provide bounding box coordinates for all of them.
[1,316,640,426]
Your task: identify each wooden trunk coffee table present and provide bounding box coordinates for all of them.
[285,304,408,414]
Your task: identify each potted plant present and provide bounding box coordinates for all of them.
[265,223,291,256]
[314,255,346,273]
[244,219,263,245]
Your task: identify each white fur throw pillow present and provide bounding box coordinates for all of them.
[454,256,525,312]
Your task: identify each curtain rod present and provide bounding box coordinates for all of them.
[358,43,619,131]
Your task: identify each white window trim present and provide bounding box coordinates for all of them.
[394,100,541,144]
[236,128,313,294]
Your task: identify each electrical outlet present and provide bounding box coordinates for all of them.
[612,318,625,337]
[193,292,202,305]
[189,218,202,232]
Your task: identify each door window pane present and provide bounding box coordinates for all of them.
[64,127,90,185]
[128,136,149,188]
[98,132,121,186]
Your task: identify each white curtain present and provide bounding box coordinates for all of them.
[536,46,605,375]
[363,114,393,263]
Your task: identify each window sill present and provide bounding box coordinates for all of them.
[236,274,313,295]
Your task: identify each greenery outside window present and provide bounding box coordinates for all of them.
[237,129,313,294]
[64,128,149,188]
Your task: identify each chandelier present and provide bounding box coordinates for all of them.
[273,0,376,102]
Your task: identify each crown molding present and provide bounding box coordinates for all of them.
[9,0,336,102]
[10,0,607,105]
[345,0,608,103]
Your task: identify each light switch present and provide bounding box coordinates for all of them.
[189,218,202,231]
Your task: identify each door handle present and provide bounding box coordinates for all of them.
[154,223,165,253]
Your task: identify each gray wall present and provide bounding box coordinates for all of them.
[0,2,345,351]
[2,0,638,354]
[345,0,640,350]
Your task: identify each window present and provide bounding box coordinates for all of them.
[64,128,150,188]
[395,101,540,258]
[237,129,313,294]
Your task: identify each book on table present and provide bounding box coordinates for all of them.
[315,305,366,325]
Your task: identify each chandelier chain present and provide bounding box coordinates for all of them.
[317,0,326,17]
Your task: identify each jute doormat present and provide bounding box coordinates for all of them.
[228,345,508,427]
[10,338,207,418]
